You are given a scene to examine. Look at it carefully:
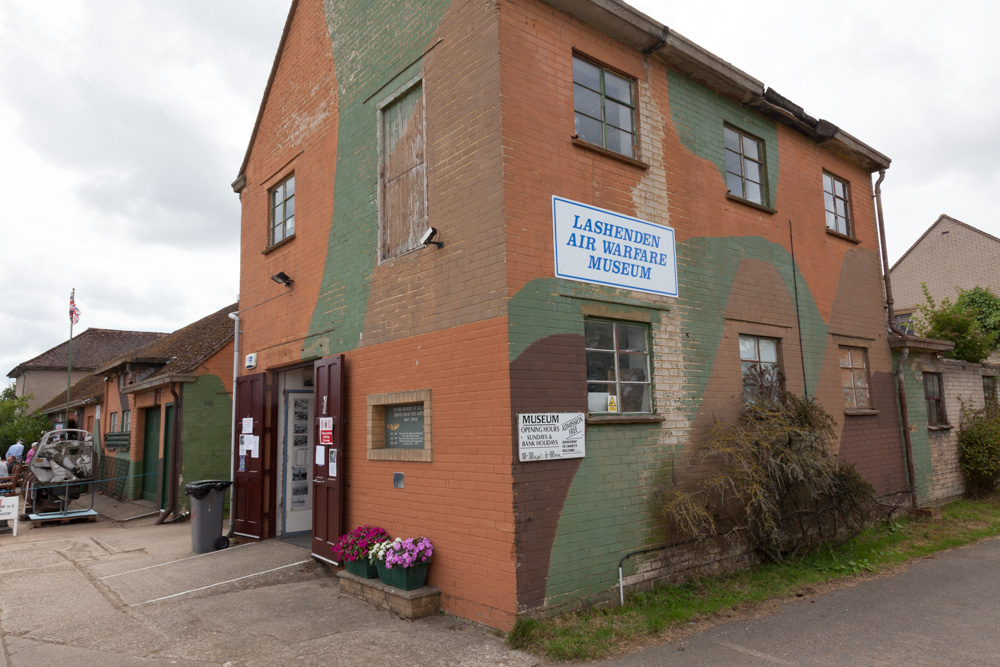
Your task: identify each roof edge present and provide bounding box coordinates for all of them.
[234,0,299,190]
[539,0,890,172]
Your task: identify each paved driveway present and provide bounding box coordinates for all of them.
[0,495,536,667]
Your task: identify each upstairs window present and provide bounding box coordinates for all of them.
[923,372,947,426]
[378,78,427,261]
[585,319,651,413]
[840,346,872,410]
[572,56,636,159]
[725,126,767,206]
[823,172,852,236]
[109,412,118,433]
[740,334,781,400]
[269,174,295,246]
[121,410,131,433]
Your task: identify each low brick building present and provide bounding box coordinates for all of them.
[231,0,907,629]
[89,304,237,511]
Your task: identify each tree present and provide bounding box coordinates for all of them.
[914,283,997,364]
[956,286,1000,344]
[0,385,51,457]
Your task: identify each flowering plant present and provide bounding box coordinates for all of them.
[332,524,390,562]
[368,537,433,569]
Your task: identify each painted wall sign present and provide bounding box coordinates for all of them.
[552,196,678,297]
[518,413,585,462]
[385,403,425,449]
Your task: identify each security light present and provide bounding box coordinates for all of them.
[270,271,293,287]
[420,227,443,249]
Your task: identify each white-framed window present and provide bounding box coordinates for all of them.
[109,412,118,433]
[377,77,427,261]
[724,125,767,206]
[839,346,872,410]
[823,171,852,236]
[740,334,781,400]
[121,410,131,433]
[572,55,637,159]
[269,174,295,246]
[585,319,651,413]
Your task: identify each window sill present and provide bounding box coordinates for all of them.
[262,234,296,255]
[927,424,953,431]
[845,409,879,416]
[826,228,860,244]
[571,138,649,170]
[725,193,776,215]
[587,414,664,425]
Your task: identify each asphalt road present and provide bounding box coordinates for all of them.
[601,537,1000,666]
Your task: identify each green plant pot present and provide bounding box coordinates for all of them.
[344,558,379,579]
[376,560,431,590]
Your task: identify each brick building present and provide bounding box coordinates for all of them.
[889,214,1000,327]
[8,329,167,414]
[231,0,906,628]
[45,304,238,512]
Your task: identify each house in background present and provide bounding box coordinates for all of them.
[39,373,106,440]
[7,329,167,413]
[889,214,1000,330]
[229,0,906,629]
[91,304,237,512]
[888,215,1000,503]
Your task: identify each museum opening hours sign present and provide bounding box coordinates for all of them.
[518,413,585,462]
[552,196,678,297]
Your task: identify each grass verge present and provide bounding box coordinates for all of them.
[507,495,1000,661]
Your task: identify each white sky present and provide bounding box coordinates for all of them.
[2,0,997,386]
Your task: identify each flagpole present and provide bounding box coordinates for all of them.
[66,288,75,421]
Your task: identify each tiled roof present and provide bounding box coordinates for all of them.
[7,329,169,377]
[97,303,238,379]
[38,373,106,414]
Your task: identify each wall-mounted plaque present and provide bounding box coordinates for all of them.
[385,403,425,449]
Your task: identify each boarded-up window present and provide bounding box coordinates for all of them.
[379,79,426,261]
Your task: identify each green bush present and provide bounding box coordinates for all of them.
[914,284,996,363]
[958,407,1000,497]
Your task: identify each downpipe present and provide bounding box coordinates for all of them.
[227,310,240,537]
[874,169,919,508]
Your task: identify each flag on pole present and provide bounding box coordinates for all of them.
[69,290,81,325]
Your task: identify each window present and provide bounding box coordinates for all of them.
[894,313,915,335]
[724,126,766,205]
[585,319,651,413]
[840,346,872,410]
[984,376,997,409]
[572,56,636,159]
[823,172,852,236]
[740,335,781,400]
[109,412,118,433]
[378,78,427,261]
[121,410,131,433]
[923,372,947,425]
[269,174,295,246]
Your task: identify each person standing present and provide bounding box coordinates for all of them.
[25,442,37,465]
[6,439,24,462]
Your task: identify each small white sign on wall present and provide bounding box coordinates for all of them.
[552,196,678,297]
[518,413,586,462]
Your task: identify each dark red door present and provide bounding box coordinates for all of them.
[233,373,265,538]
[312,354,345,562]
